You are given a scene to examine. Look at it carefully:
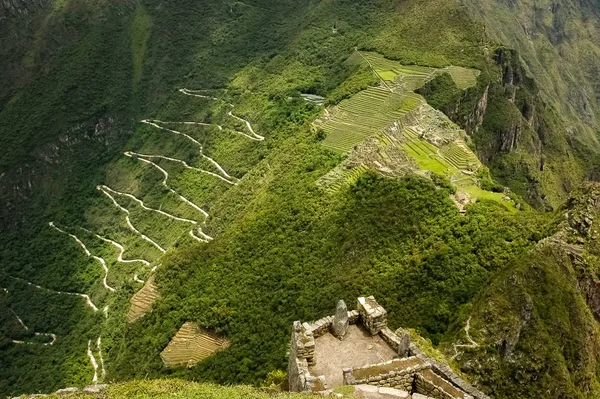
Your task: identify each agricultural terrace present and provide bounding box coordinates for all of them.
[320,52,511,208]
[321,87,422,152]
[320,52,479,153]
[160,322,230,367]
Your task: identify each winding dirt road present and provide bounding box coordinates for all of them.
[97,186,167,253]
[49,222,115,292]
[8,275,99,312]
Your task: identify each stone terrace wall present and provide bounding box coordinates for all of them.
[380,327,410,357]
[310,310,360,338]
[288,297,492,399]
[407,341,490,399]
[343,356,431,391]
[415,369,466,399]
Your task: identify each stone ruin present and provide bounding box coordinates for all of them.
[288,296,490,399]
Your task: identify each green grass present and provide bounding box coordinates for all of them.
[402,142,452,175]
[131,4,152,89]
[21,380,326,399]
[462,186,516,211]
[442,66,480,90]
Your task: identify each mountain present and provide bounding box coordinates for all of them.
[1,0,599,397]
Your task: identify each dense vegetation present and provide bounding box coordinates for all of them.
[443,184,600,398]
[17,379,325,399]
[1,0,599,398]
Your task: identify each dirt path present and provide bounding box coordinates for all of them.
[140,120,239,184]
[451,317,480,359]
[100,185,200,224]
[123,152,213,242]
[97,186,167,253]
[79,227,151,266]
[101,185,210,244]
[87,340,99,383]
[8,276,99,312]
[97,336,106,379]
[49,222,115,292]
[178,88,265,141]
[9,308,57,346]
[148,118,263,142]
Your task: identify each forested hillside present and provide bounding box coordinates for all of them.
[1,0,599,398]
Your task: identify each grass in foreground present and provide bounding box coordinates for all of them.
[23,380,326,399]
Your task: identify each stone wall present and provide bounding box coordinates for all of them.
[310,309,360,338]
[408,343,490,399]
[358,296,387,335]
[343,356,431,391]
[288,297,492,399]
[380,327,410,357]
[415,370,466,399]
[310,316,333,338]
[288,321,317,392]
[287,356,311,392]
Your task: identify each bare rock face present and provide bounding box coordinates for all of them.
[331,300,349,339]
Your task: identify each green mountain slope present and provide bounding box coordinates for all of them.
[1,0,600,398]
[445,183,600,398]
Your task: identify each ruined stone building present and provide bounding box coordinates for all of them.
[288,296,490,399]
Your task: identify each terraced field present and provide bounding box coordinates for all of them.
[127,277,160,323]
[440,141,481,171]
[319,52,514,209]
[320,52,480,154]
[160,322,230,367]
[442,66,481,90]
[321,87,422,151]
[360,52,437,90]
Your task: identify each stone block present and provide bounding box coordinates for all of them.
[378,387,410,398]
[354,384,380,399]
[83,384,109,393]
[56,388,79,394]
[332,300,349,339]
[412,394,435,399]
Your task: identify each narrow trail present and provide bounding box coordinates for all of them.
[79,227,151,267]
[140,121,238,184]
[87,340,99,384]
[124,152,209,218]
[124,152,213,242]
[10,307,57,346]
[97,336,106,379]
[97,186,167,253]
[49,222,115,293]
[133,274,145,283]
[451,317,480,360]
[100,185,199,224]
[10,308,28,330]
[147,119,263,142]
[178,88,265,141]
[8,276,99,312]
[100,185,209,244]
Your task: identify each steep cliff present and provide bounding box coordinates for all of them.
[447,182,600,398]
